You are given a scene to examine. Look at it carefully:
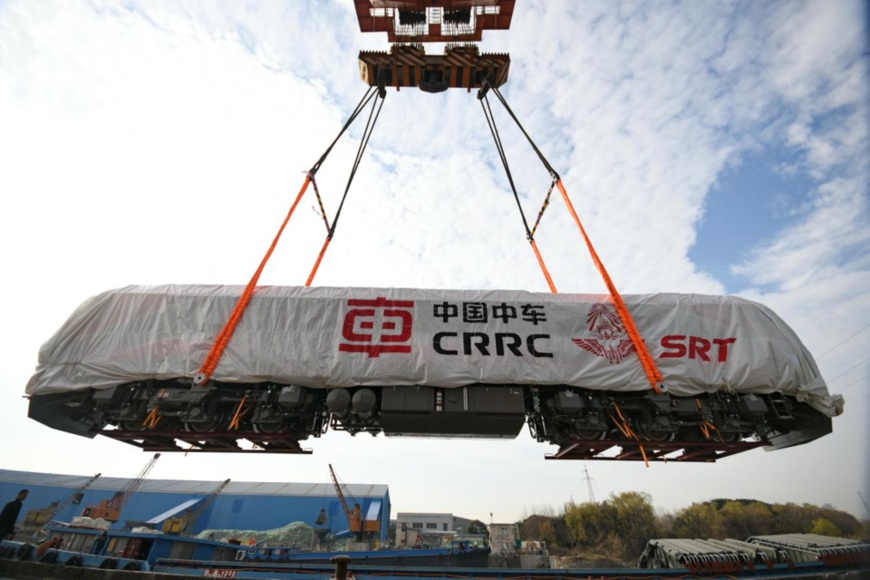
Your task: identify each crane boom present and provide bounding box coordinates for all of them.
[328,463,358,532]
[163,478,231,535]
[109,452,160,511]
[51,472,101,518]
[327,464,379,541]
[23,472,102,532]
[81,453,160,522]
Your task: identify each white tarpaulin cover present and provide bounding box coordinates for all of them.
[25,285,843,417]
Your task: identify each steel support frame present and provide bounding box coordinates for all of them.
[99,429,312,454]
[545,439,769,462]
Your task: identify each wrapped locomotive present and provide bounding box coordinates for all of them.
[26,285,842,456]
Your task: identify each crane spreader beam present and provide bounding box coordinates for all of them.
[358,45,509,92]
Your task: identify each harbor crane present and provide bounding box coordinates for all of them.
[22,472,101,534]
[328,464,379,542]
[162,478,231,536]
[80,453,160,523]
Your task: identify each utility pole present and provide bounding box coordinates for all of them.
[859,492,870,519]
[583,466,596,503]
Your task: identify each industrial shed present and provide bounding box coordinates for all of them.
[0,468,390,543]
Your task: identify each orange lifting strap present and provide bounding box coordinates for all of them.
[194,87,385,385]
[194,175,312,385]
[555,179,665,394]
[478,81,665,394]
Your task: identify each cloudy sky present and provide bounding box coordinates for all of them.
[1,0,868,525]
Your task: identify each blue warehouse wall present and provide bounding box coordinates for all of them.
[0,475,390,544]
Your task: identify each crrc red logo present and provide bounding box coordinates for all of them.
[338,297,414,357]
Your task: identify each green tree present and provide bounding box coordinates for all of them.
[770,503,815,534]
[816,507,862,537]
[610,492,659,559]
[666,499,863,540]
[809,517,843,537]
[670,502,725,538]
[519,515,573,550]
[564,500,616,546]
[719,500,773,538]
[466,519,488,535]
[564,492,657,561]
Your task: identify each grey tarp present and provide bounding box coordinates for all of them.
[25,285,843,417]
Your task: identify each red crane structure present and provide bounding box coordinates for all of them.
[80,453,160,523]
[353,0,515,43]
[354,0,515,92]
[328,464,379,542]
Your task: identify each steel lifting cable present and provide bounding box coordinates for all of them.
[480,81,665,394]
[479,89,557,293]
[306,86,387,286]
[194,86,385,386]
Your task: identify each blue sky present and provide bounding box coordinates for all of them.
[0,0,868,524]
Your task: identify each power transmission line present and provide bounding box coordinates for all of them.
[816,321,870,361]
[826,355,870,385]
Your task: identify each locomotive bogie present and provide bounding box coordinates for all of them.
[27,380,831,456]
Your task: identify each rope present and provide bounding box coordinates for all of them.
[488,85,559,179]
[142,406,161,429]
[228,395,250,431]
[195,88,382,385]
[530,178,556,238]
[555,179,665,394]
[481,80,665,394]
[529,239,557,293]
[193,174,312,385]
[480,94,533,237]
[307,172,331,234]
[695,398,723,442]
[609,402,649,467]
[305,87,386,286]
[306,237,332,287]
[479,92,556,292]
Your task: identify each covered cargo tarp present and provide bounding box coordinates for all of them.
[25,285,842,417]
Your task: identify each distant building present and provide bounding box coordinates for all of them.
[0,469,390,543]
[488,523,519,554]
[395,512,473,546]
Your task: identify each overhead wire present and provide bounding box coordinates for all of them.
[826,354,870,387]
[832,373,869,394]
[815,320,870,361]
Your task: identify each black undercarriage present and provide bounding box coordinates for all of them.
[28,380,831,460]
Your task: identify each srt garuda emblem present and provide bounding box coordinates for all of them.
[572,303,636,364]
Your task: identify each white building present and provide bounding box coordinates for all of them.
[395,512,473,546]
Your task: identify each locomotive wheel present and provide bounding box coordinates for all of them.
[252,419,287,434]
[638,424,676,442]
[716,431,742,443]
[184,410,227,433]
[569,426,608,440]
